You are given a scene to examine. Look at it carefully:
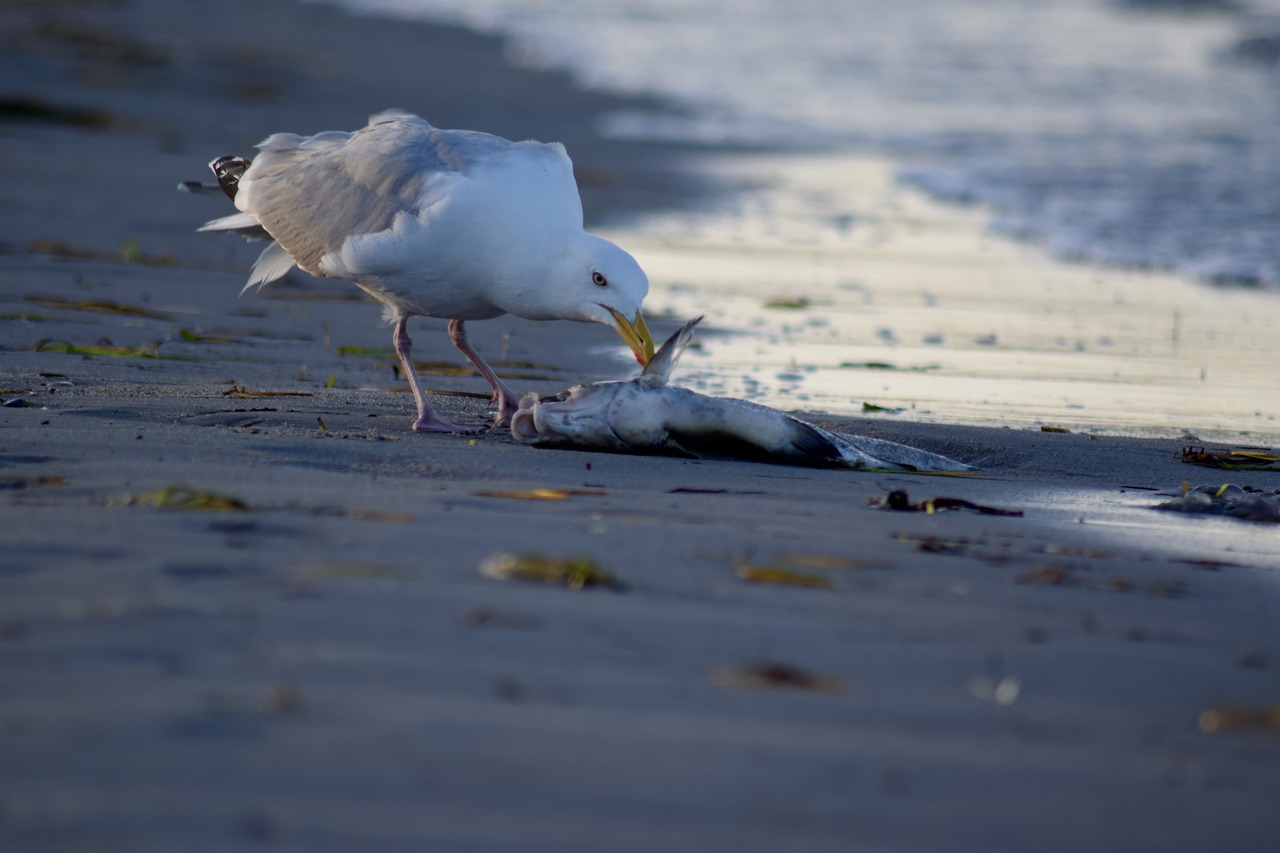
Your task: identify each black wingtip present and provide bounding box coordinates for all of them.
[209,155,252,201]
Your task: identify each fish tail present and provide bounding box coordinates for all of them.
[828,432,976,472]
[779,418,845,466]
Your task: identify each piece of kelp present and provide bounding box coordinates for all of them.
[1199,705,1280,734]
[180,329,242,344]
[871,489,1023,516]
[1017,566,1076,586]
[26,240,175,267]
[338,349,551,380]
[763,296,810,309]
[1016,566,1186,598]
[0,475,67,490]
[710,662,845,695]
[410,360,549,380]
[1182,446,1280,471]
[122,486,252,511]
[25,296,173,320]
[754,552,893,571]
[336,346,525,370]
[892,532,977,556]
[735,566,833,588]
[479,553,620,590]
[839,361,940,372]
[730,550,895,589]
[862,402,905,414]
[222,386,313,399]
[32,340,189,360]
[473,487,607,501]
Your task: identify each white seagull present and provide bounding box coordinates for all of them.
[189,110,655,433]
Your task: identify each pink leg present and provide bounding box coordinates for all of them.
[448,319,520,426]
[393,317,483,433]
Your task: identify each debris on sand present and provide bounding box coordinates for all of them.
[480,553,621,590]
[870,489,1023,516]
[1155,483,1280,522]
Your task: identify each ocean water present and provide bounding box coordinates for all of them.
[333,0,1280,290]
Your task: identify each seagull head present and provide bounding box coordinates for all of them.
[551,235,655,366]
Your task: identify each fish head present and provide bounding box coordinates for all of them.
[510,317,704,451]
[510,385,631,449]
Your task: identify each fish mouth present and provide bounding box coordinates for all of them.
[509,406,540,443]
[511,389,583,442]
[509,386,624,448]
[605,307,655,366]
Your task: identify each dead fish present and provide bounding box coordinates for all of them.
[511,318,974,472]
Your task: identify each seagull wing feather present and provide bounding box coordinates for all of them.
[243,242,298,292]
[236,114,519,277]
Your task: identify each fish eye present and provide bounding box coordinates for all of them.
[591,271,608,287]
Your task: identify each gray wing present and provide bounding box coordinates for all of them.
[235,111,517,275]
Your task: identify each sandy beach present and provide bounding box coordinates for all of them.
[3,1,1280,851]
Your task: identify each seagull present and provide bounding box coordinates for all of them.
[186,109,655,433]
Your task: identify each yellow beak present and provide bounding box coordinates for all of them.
[606,307,655,366]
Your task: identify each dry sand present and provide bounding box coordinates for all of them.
[2,1,1279,851]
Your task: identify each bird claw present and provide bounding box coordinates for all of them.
[410,397,516,435]
[485,410,513,437]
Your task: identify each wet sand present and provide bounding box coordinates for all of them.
[2,1,1280,851]
[619,152,1280,441]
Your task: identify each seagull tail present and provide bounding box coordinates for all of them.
[241,242,297,294]
[197,212,272,243]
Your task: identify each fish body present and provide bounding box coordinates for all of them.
[512,319,974,473]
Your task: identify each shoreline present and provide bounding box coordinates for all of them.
[3,1,1280,851]
[607,150,1280,444]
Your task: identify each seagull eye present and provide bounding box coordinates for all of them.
[591,271,608,287]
